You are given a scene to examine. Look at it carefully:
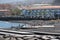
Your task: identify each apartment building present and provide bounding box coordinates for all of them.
[20,5,60,19]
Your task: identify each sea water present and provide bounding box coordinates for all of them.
[0,21,30,28]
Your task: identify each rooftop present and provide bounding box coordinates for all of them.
[0,9,10,12]
[18,5,60,10]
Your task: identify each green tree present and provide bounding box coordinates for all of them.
[10,8,22,16]
[49,10,55,18]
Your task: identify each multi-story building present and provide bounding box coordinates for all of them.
[0,4,16,17]
[0,9,11,17]
[19,5,60,19]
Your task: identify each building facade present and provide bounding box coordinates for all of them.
[0,9,11,17]
[21,6,60,19]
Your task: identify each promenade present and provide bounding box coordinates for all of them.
[10,20,60,26]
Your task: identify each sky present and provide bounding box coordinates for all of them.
[0,0,54,3]
[0,0,60,5]
[0,0,25,3]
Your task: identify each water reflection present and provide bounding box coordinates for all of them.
[0,21,30,28]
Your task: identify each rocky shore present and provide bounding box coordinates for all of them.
[0,35,60,40]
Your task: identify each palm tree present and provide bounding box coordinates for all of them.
[54,10,60,22]
[48,10,53,19]
[28,10,32,18]
[38,10,42,19]
[41,10,47,19]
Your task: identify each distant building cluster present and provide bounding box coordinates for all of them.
[0,4,16,17]
[17,5,60,19]
[0,4,60,19]
[0,4,13,9]
[0,9,11,17]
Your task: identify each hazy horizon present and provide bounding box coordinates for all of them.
[0,0,60,5]
[0,0,25,4]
